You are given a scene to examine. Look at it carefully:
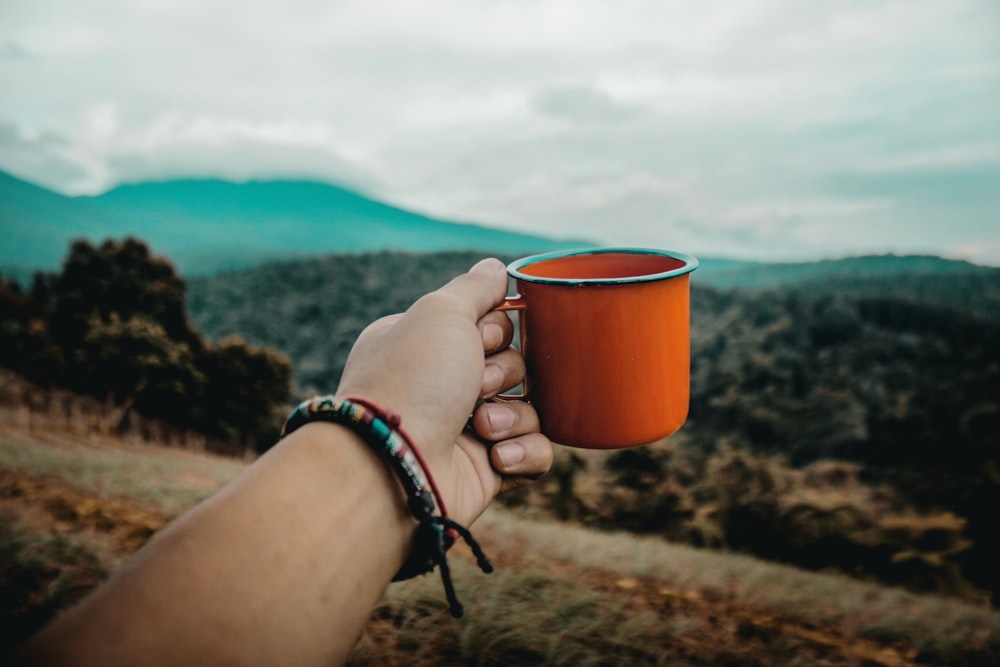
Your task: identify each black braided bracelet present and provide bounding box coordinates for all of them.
[279,395,493,618]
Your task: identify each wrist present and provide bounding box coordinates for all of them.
[280,395,493,617]
[285,420,415,562]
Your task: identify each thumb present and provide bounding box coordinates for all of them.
[433,258,509,320]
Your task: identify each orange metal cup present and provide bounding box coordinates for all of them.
[499,248,698,449]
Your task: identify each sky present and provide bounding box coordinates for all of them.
[2,0,999,265]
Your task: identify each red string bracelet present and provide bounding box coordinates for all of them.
[346,396,453,528]
[280,395,493,618]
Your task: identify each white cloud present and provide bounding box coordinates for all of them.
[947,240,1000,267]
[534,85,643,124]
[0,37,33,60]
[857,143,1000,173]
[0,121,92,187]
[96,111,377,191]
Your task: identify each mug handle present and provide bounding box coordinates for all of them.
[493,295,528,402]
[495,295,526,313]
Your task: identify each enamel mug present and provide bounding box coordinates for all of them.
[499,248,698,449]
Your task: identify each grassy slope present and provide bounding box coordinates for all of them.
[2,427,998,665]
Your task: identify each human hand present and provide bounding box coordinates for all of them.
[336,258,553,526]
[17,261,551,666]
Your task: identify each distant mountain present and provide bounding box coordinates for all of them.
[693,254,990,289]
[0,171,589,278]
[2,171,995,293]
[693,254,1000,317]
[0,173,109,280]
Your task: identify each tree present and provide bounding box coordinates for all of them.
[199,336,292,454]
[1,237,293,453]
[0,274,63,384]
[81,314,205,430]
[49,238,201,368]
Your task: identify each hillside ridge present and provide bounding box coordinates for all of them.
[4,171,996,286]
[0,171,588,278]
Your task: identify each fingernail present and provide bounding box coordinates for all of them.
[483,323,504,349]
[470,258,504,274]
[485,404,516,432]
[495,442,525,467]
[483,364,505,395]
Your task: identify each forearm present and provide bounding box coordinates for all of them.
[22,422,413,666]
[19,257,555,665]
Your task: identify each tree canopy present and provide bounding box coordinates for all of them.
[0,238,292,453]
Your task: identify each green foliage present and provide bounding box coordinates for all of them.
[187,251,519,393]
[82,314,204,420]
[49,238,200,352]
[597,446,989,602]
[199,337,294,449]
[0,238,292,452]
[0,274,64,383]
[681,282,1000,600]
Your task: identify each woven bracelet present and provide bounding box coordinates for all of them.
[280,395,493,618]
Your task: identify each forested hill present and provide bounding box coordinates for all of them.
[698,253,993,293]
[185,250,1000,600]
[186,250,999,508]
[186,251,1000,393]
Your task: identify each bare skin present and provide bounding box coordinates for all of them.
[19,258,553,666]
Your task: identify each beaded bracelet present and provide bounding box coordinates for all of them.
[280,395,493,618]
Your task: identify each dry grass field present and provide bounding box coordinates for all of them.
[2,420,999,666]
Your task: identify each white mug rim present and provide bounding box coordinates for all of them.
[507,247,699,286]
